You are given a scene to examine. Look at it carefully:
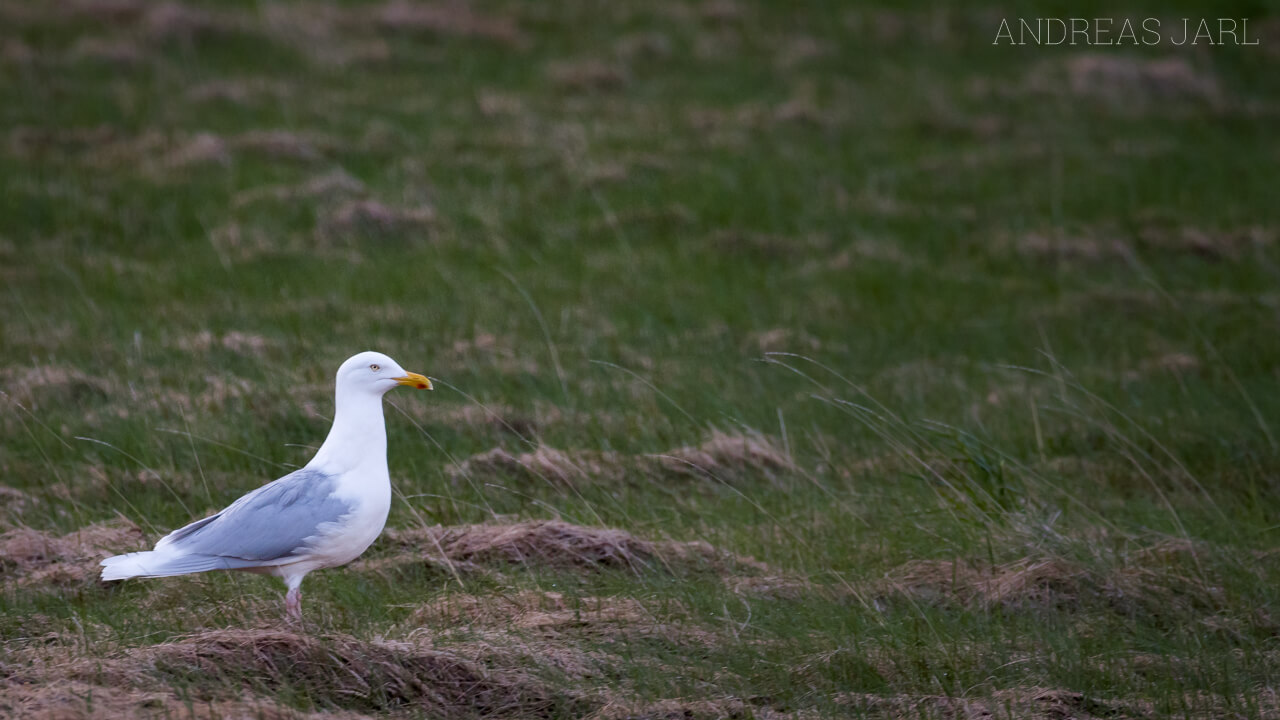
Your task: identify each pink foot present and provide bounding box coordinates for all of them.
[285,587,302,621]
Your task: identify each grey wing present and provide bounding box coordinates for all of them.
[157,468,353,562]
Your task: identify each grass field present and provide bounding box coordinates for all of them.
[2,1,1280,718]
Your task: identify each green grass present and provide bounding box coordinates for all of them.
[2,0,1280,718]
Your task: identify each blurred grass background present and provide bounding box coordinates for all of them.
[2,1,1279,718]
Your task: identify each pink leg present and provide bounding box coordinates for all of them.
[285,586,302,621]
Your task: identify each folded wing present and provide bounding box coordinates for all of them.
[102,468,353,580]
[158,467,352,561]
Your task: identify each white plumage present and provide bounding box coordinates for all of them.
[100,351,433,619]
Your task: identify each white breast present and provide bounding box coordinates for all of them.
[308,465,393,568]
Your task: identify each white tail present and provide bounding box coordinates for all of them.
[100,548,261,580]
[100,550,183,580]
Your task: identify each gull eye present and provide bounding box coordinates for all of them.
[370,364,380,371]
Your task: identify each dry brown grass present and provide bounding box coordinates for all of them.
[374,0,524,46]
[324,199,437,233]
[450,446,614,487]
[1010,224,1273,267]
[421,402,552,438]
[582,160,630,185]
[888,557,1092,610]
[1014,230,1126,263]
[774,34,830,70]
[809,240,917,270]
[1063,54,1221,104]
[448,430,794,489]
[708,229,827,259]
[836,686,1151,720]
[412,589,658,634]
[379,519,770,578]
[158,131,231,168]
[85,128,340,172]
[141,2,239,41]
[613,32,672,62]
[1122,352,1201,383]
[232,129,333,161]
[64,0,144,22]
[657,429,794,479]
[882,538,1229,622]
[29,128,223,171]
[685,97,841,148]
[271,10,357,65]
[588,697,781,720]
[186,77,294,106]
[420,626,618,690]
[399,600,727,700]
[749,327,822,352]
[724,574,815,600]
[140,628,577,716]
[252,0,524,66]
[1,37,36,64]
[175,330,274,356]
[0,680,370,720]
[0,520,143,590]
[66,36,145,65]
[1,365,113,409]
[0,485,35,520]
[11,0,231,37]
[1013,53,1227,116]
[2,627,586,718]
[440,332,541,375]
[128,374,256,416]
[546,60,629,93]
[1136,224,1275,261]
[232,168,367,207]
[475,89,526,117]
[385,520,657,572]
[205,221,295,264]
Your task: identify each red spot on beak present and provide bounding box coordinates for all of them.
[417,383,427,389]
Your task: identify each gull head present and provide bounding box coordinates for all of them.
[336,351,433,397]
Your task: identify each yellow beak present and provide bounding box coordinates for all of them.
[393,372,433,390]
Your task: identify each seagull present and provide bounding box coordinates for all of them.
[100,351,433,620]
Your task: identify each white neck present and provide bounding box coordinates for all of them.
[308,387,388,475]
